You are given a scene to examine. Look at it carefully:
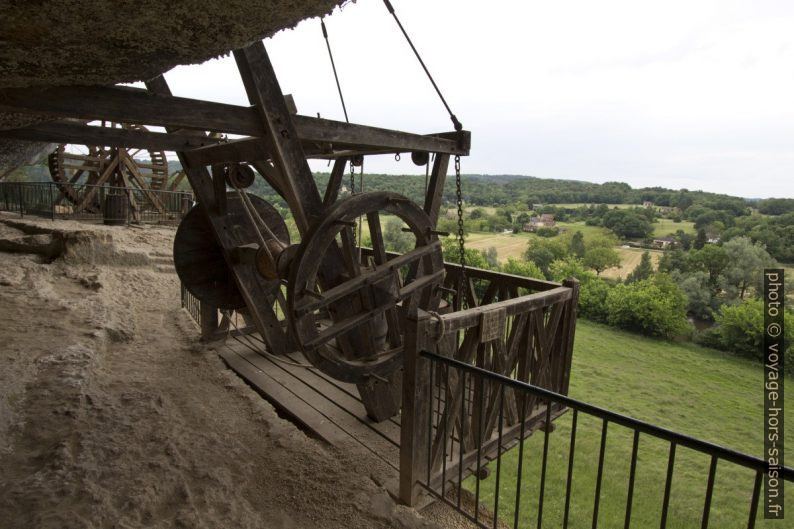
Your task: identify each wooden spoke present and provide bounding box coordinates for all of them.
[366,211,388,265]
[323,158,348,208]
[339,227,361,278]
[294,240,440,317]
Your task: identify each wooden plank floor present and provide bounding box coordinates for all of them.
[217,333,568,510]
[216,335,402,475]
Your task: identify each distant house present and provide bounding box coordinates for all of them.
[523,214,556,232]
[643,200,655,208]
[652,236,676,249]
[707,237,721,244]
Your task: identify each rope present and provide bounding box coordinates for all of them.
[228,178,278,266]
[321,18,349,123]
[427,310,446,344]
[382,0,462,132]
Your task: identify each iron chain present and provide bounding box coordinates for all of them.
[455,154,467,308]
[349,160,357,248]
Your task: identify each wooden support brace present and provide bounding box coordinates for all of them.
[399,308,432,506]
[144,75,288,355]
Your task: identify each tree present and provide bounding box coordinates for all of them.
[577,277,612,323]
[718,237,776,301]
[602,210,653,239]
[441,238,492,269]
[383,217,414,253]
[501,258,544,280]
[626,251,653,283]
[549,257,594,283]
[689,244,727,286]
[694,228,707,250]
[697,300,793,372]
[605,275,691,338]
[672,270,717,320]
[483,247,498,268]
[569,231,586,258]
[524,238,567,278]
[758,198,794,215]
[583,246,621,276]
[657,248,691,274]
[675,230,694,251]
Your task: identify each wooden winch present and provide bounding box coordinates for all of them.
[0,40,470,422]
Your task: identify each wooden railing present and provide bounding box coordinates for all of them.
[399,267,580,505]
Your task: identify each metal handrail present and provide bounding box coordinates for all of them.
[423,349,793,479]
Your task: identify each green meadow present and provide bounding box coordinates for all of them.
[466,320,792,528]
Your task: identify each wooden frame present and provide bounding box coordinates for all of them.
[0,87,470,159]
[399,275,580,506]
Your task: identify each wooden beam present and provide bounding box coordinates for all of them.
[322,158,349,208]
[0,85,265,136]
[0,121,224,152]
[0,85,470,156]
[145,75,288,356]
[293,115,470,155]
[423,154,450,225]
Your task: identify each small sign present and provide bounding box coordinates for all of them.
[480,306,506,342]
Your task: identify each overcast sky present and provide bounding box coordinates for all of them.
[161,0,794,199]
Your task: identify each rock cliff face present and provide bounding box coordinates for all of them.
[0,0,342,89]
[0,0,345,174]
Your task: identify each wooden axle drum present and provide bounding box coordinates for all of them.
[173,191,289,309]
[173,188,446,388]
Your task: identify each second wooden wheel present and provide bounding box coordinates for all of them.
[48,123,170,213]
[287,191,445,383]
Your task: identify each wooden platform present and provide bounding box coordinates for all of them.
[216,337,402,474]
[217,332,568,509]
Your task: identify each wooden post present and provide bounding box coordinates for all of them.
[199,302,219,342]
[422,154,450,225]
[233,42,402,421]
[560,278,580,394]
[399,308,432,506]
[145,75,288,356]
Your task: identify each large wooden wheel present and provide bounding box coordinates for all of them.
[48,123,169,213]
[174,193,289,310]
[287,191,445,383]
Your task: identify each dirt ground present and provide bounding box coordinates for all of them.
[0,212,484,529]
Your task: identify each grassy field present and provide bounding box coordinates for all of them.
[464,222,656,279]
[553,203,638,210]
[465,232,533,260]
[556,221,612,239]
[467,320,793,528]
[653,218,696,237]
[601,247,663,280]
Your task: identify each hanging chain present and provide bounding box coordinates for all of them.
[349,160,357,248]
[455,154,467,308]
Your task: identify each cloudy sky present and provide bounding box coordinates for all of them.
[161,0,794,198]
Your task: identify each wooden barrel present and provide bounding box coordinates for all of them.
[103,194,128,225]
